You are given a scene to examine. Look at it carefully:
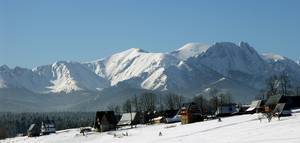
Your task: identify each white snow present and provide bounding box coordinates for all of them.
[171,43,210,60]
[1,42,299,96]
[196,42,266,76]
[262,53,286,62]
[3,112,300,143]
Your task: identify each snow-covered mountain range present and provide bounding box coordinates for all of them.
[1,42,300,111]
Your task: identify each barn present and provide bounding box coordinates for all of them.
[94,111,117,132]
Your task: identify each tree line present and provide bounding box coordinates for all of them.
[0,112,94,139]
[258,71,300,100]
[109,90,233,116]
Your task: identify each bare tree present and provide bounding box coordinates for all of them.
[122,99,132,113]
[209,88,219,97]
[164,93,183,110]
[139,93,157,112]
[132,94,140,112]
[193,95,208,114]
[279,72,291,96]
[256,89,266,100]
[219,92,232,105]
[106,104,121,115]
[208,88,219,113]
[209,96,219,114]
[266,75,279,98]
[165,94,175,110]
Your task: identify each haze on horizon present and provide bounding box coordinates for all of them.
[1,0,300,68]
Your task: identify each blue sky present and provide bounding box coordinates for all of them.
[1,0,299,68]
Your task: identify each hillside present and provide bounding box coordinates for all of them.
[3,111,300,143]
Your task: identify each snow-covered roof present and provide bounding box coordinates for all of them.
[117,112,137,126]
[246,100,262,112]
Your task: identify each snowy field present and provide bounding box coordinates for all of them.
[2,111,300,143]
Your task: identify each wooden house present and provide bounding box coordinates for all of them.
[264,95,297,116]
[41,120,56,135]
[27,124,40,137]
[180,102,203,124]
[94,111,117,132]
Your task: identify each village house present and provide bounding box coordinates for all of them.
[27,124,41,137]
[264,95,299,116]
[41,120,56,135]
[215,103,238,117]
[180,102,203,124]
[117,112,140,127]
[163,109,181,123]
[94,111,117,132]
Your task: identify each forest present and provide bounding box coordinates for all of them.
[0,112,94,139]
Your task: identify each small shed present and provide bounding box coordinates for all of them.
[27,124,40,137]
[180,102,203,124]
[41,120,56,135]
[117,112,140,126]
[94,111,117,132]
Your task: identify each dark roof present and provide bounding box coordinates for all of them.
[265,95,282,106]
[95,111,117,125]
[181,102,197,109]
[280,96,300,109]
[221,103,236,106]
[181,102,202,114]
[273,103,286,114]
[42,120,55,125]
[159,110,179,118]
[117,112,139,126]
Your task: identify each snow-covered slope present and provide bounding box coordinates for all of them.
[4,112,300,143]
[97,48,179,90]
[191,42,267,76]
[0,62,109,93]
[171,43,210,60]
[262,53,300,84]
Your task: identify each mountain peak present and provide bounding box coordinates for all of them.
[125,48,148,53]
[177,43,209,51]
[0,65,10,71]
[239,41,250,47]
[213,42,238,48]
[171,42,210,60]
